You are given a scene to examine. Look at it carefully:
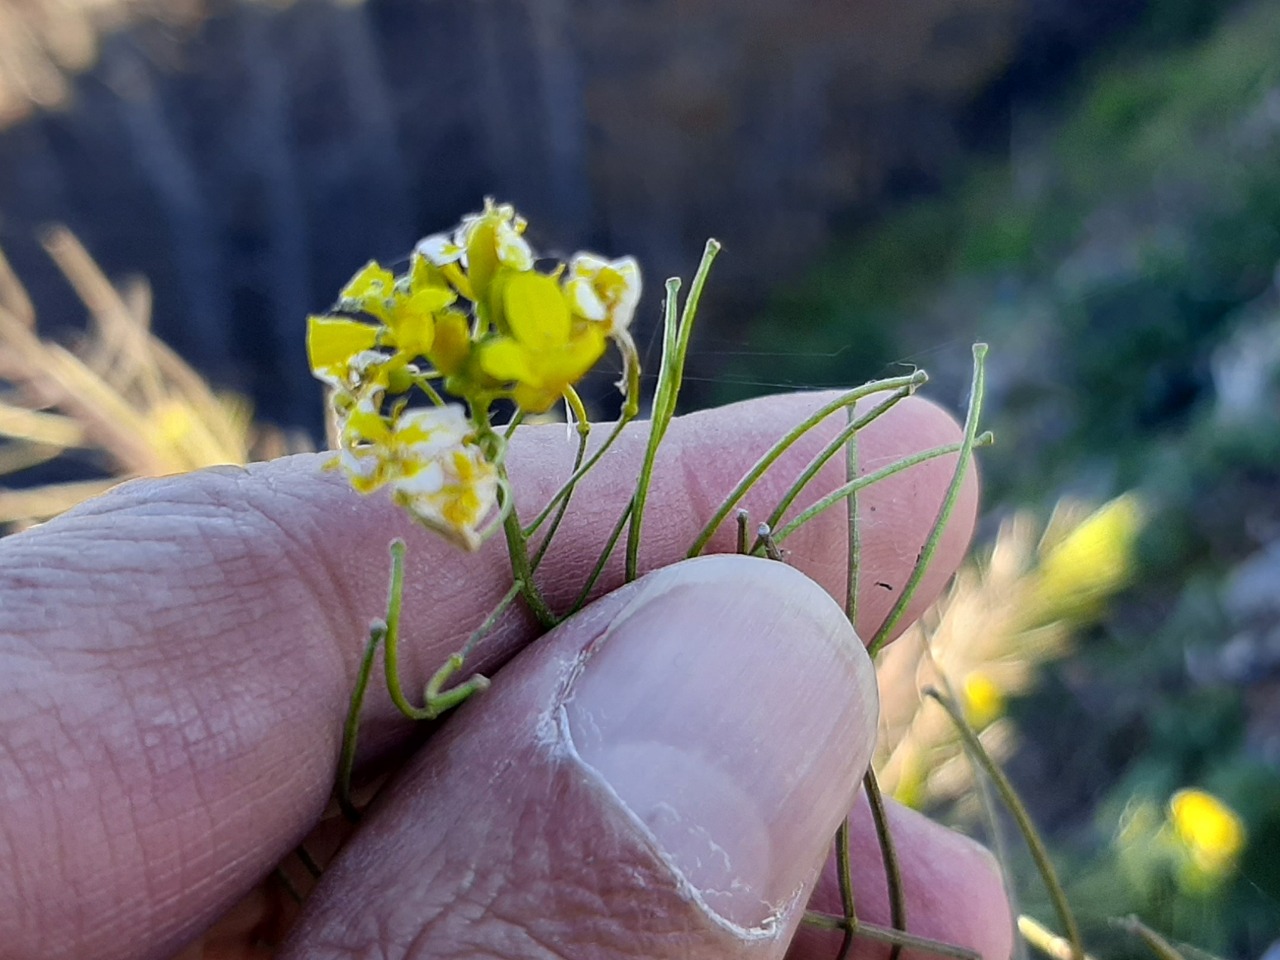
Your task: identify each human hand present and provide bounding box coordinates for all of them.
[0,391,1011,960]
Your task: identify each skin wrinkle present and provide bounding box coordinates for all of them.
[228,485,353,635]
[54,668,199,947]
[0,487,358,957]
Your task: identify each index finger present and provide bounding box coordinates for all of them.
[0,390,976,960]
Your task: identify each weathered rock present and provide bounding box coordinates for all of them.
[0,0,1142,428]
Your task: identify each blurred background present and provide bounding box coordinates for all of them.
[1,0,1279,955]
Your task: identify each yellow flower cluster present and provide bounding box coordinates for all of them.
[1168,787,1246,879]
[306,199,641,549]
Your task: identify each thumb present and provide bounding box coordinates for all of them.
[282,555,876,959]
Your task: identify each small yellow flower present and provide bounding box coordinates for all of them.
[306,200,643,551]
[1169,788,1246,877]
[418,199,533,311]
[564,252,642,395]
[890,753,928,810]
[564,253,641,336]
[961,671,1005,729]
[460,199,534,281]
[338,404,498,550]
[477,271,606,413]
[380,257,457,361]
[308,254,465,389]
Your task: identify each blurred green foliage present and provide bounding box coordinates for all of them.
[724,0,1280,954]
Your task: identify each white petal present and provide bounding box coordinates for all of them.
[495,220,534,270]
[564,277,608,321]
[393,459,445,497]
[568,252,608,279]
[415,233,463,266]
[339,448,378,481]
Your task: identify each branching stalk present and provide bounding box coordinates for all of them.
[687,371,928,558]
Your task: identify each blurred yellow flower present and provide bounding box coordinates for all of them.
[1169,788,1246,877]
[1029,493,1146,624]
[890,752,928,810]
[962,670,1006,729]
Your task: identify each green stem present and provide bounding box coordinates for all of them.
[773,436,992,546]
[864,768,907,960]
[460,580,524,660]
[845,407,860,628]
[1110,916,1191,960]
[653,239,719,431]
[926,689,1084,960]
[625,277,680,582]
[627,241,721,581]
[570,498,634,614]
[503,408,527,439]
[834,819,857,960]
[294,844,323,879]
[525,410,633,538]
[412,374,446,408]
[866,344,988,657]
[336,622,383,822]
[380,540,495,720]
[471,417,555,627]
[803,912,981,960]
[528,390,592,569]
[760,386,912,542]
[500,482,557,628]
[381,540,420,719]
[686,371,928,559]
[273,867,304,906]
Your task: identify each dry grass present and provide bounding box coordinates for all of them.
[875,494,1146,810]
[0,226,306,531]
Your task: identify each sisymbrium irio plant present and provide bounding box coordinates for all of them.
[308,199,1002,960]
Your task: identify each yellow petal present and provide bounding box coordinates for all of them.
[429,309,472,376]
[408,250,452,287]
[342,406,391,444]
[340,261,396,302]
[511,380,562,414]
[478,337,537,384]
[466,217,499,305]
[384,289,448,358]
[307,315,379,376]
[543,324,607,384]
[503,271,570,348]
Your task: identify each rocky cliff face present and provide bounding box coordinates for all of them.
[0,0,1139,428]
